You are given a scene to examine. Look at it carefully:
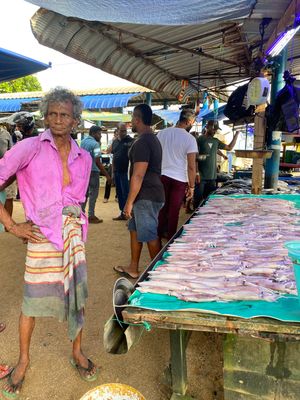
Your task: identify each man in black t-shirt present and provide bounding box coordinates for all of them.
[113,104,165,279]
[111,123,134,220]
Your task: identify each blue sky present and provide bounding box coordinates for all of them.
[1,0,133,91]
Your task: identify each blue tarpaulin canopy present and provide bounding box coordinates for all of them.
[26,0,256,25]
[154,105,226,125]
[0,48,50,83]
[80,93,139,109]
[0,93,140,112]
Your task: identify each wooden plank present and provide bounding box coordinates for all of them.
[122,309,300,336]
[265,0,300,53]
[252,112,266,194]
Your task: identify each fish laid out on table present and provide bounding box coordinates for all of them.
[137,197,299,302]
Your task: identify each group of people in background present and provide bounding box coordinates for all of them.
[0,87,238,398]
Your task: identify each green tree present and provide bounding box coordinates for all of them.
[0,76,42,93]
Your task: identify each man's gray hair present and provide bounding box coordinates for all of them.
[40,87,83,119]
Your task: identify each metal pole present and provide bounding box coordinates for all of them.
[264,47,287,189]
[163,99,168,128]
[146,92,152,106]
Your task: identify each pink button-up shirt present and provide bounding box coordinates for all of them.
[0,129,92,250]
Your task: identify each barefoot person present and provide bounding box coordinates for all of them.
[113,104,164,279]
[0,87,98,398]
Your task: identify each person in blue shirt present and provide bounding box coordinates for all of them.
[81,126,111,223]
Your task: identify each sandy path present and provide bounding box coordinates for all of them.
[0,188,223,400]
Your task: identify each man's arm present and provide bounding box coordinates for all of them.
[0,201,41,241]
[217,149,228,160]
[186,152,197,200]
[0,175,16,192]
[123,162,148,218]
[223,131,240,151]
[95,158,112,184]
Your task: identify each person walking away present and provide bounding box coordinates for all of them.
[194,120,239,208]
[157,109,198,240]
[111,123,134,220]
[113,104,164,279]
[0,87,98,398]
[81,125,112,223]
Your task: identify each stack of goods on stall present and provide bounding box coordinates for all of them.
[138,197,298,302]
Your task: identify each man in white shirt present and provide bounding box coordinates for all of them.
[157,109,198,240]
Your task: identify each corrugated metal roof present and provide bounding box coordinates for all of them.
[29,0,299,101]
[0,85,151,99]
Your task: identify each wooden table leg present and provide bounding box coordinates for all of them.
[169,330,194,400]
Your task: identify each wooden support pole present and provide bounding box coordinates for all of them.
[251,112,266,194]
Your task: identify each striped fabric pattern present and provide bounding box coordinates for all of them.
[22,215,88,340]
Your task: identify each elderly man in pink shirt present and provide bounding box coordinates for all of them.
[0,87,99,398]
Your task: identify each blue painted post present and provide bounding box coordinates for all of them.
[264,48,287,189]
[163,99,168,128]
[146,92,152,107]
[213,98,219,120]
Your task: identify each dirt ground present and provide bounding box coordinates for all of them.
[0,187,223,400]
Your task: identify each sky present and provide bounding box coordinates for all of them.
[1,0,133,91]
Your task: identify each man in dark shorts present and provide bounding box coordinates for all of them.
[113,104,165,279]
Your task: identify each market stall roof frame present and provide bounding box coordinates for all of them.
[28,0,297,102]
[0,47,50,83]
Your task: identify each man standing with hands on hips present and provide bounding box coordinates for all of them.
[0,87,98,398]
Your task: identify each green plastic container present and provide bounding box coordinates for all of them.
[285,241,300,296]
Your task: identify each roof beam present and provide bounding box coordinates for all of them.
[265,0,300,51]
[93,21,241,67]
[143,24,238,56]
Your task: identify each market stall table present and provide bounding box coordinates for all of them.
[119,195,300,400]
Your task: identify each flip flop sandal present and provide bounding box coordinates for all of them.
[2,369,24,399]
[69,358,99,382]
[0,322,6,333]
[113,266,139,279]
[0,365,13,380]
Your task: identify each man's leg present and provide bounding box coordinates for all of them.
[114,230,142,278]
[147,238,161,259]
[72,329,97,378]
[119,172,129,211]
[3,313,35,393]
[114,172,122,212]
[166,179,187,240]
[88,172,100,218]
[158,176,171,238]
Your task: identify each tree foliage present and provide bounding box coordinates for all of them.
[0,76,42,93]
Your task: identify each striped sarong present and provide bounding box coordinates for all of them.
[22,212,88,340]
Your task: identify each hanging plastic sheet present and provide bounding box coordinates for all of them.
[26,0,256,25]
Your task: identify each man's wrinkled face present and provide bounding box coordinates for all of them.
[45,101,78,138]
